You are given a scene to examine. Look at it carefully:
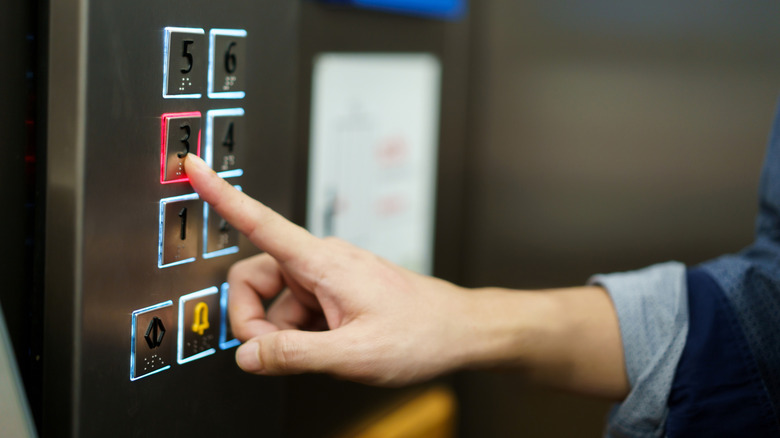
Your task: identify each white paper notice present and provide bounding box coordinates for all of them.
[307,53,442,275]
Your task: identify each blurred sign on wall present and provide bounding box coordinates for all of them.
[307,53,441,275]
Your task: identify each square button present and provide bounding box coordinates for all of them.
[178,287,221,364]
[203,186,241,259]
[131,301,174,381]
[208,29,247,99]
[159,193,202,268]
[163,27,206,98]
[160,112,202,184]
[219,282,241,350]
[205,108,244,178]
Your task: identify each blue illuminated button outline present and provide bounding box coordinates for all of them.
[205,108,245,179]
[208,28,247,99]
[219,282,241,350]
[178,287,220,364]
[163,27,205,99]
[131,300,174,381]
[203,185,242,259]
[319,0,465,19]
[158,192,200,269]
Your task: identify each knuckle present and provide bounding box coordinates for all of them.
[269,332,301,371]
[227,258,250,282]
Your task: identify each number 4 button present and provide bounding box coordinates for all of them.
[163,27,206,98]
[206,108,244,178]
[208,29,247,99]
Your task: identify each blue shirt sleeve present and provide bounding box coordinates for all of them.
[589,261,688,437]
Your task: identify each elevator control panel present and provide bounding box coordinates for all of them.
[44,1,296,434]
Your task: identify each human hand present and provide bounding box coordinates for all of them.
[184,154,472,386]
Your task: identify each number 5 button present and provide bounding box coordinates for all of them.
[208,29,247,99]
[161,112,202,184]
[163,27,206,98]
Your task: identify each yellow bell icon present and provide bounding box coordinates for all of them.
[192,302,210,335]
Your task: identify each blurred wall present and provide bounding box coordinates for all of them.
[455,0,780,436]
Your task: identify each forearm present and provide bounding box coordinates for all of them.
[455,286,629,400]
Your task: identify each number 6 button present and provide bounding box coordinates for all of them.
[161,112,202,184]
[208,29,247,99]
[163,27,206,98]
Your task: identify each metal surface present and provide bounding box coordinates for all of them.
[44,0,297,435]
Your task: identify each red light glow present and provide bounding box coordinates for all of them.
[160,111,202,184]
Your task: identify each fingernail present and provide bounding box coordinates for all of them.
[236,342,262,372]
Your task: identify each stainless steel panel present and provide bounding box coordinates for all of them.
[45,0,297,435]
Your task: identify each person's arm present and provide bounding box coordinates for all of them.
[184,154,629,400]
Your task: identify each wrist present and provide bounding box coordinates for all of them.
[452,288,560,372]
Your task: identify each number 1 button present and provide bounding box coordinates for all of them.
[163,27,205,98]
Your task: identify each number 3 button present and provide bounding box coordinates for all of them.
[161,112,202,184]
[208,29,247,99]
[163,27,206,98]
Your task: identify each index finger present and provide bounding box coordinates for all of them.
[184,153,318,263]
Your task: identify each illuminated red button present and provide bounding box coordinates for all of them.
[161,112,202,184]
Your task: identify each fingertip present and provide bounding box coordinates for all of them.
[184,153,214,189]
[184,152,208,171]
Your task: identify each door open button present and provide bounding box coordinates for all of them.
[131,301,174,381]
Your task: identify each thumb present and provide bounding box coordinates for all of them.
[236,330,344,375]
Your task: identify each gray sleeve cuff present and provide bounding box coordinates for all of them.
[589,261,688,437]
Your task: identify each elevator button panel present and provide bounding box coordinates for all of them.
[206,108,244,178]
[208,29,247,99]
[178,287,221,364]
[131,301,174,381]
[137,25,251,381]
[161,112,202,184]
[159,193,202,268]
[204,186,241,259]
[163,27,206,98]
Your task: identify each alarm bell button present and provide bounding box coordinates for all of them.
[178,287,220,364]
